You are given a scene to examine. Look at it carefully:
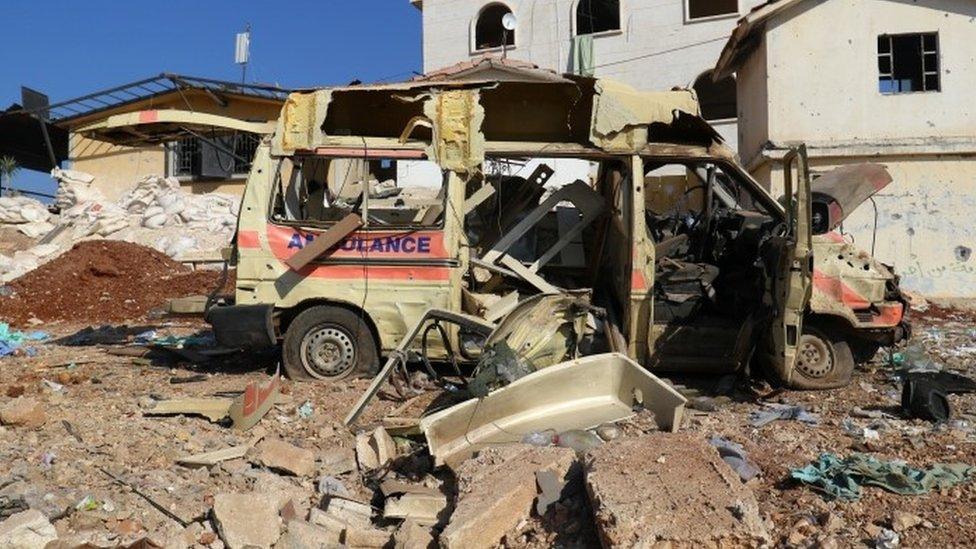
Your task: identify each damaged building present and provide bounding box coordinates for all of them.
[715,0,976,297]
[34,74,290,200]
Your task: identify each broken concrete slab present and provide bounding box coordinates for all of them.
[440,444,578,549]
[309,508,392,549]
[322,497,373,528]
[379,479,442,499]
[0,398,46,428]
[394,520,435,549]
[343,524,393,548]
[177,445,249,467]
[319,446,357,476]
[143,397,233,423]
[421,352,686,467]
[276,519,342,548]
[585,433,769,547]
[250,438,315,477]
[212,492,282,549]
[356,426,396,471]
[249,470,311,520]
[383,493,448,525]
[0,509,58,548]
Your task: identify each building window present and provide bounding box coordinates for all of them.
[686,0,738,21]
[172,133,260,179]
[878,33,940,94]
[475,3,514,51]
[693,71,737,121]
[576,0,620,35]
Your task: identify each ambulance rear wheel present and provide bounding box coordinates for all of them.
[283,306,378,382]
[789,324,855,390]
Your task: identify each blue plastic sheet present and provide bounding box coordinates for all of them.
[0,322,48,357]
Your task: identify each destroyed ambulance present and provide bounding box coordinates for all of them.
[199,72,908,391]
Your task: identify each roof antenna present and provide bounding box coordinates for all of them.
[235,24,251,83]
[501,13,517,59]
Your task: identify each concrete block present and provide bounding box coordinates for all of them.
[585,433,770,547]
[0,509,58,548]
[212,492,282,549]
[440,444,578,549]
[251,438,316,477]
[0,399,45,428]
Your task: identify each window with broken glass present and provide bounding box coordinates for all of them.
[171,133,260,178]
[878,33,940,94]
[270,155,447,228]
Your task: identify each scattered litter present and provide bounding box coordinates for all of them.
[317,476,350,498]
[554,429,603,453]
[297,400,313,419]
[0,323,47,357]
[749,403,819,427]
[41,379,64,393]
[791,453,975,500]
[521,430,557,447]
[75,495,99,511]
[595,422,621,441]
[709,436,761,482]
[875,527,900,548]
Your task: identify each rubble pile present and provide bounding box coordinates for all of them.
[0,170,240,283]
[0,302,970,547]
[0,241,230,325]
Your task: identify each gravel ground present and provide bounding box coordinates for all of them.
[0,302,973,547]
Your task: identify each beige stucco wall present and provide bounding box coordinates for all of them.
[735,0,976,296]
[70,135,166,201]
[66,89,281,200]
[740,0,976,163]
[761,155,976,298]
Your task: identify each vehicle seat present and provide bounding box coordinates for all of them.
[653,261,719,323]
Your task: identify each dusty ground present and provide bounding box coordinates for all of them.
[0,303,974,547]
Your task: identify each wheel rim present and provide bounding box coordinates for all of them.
[300,326,356,379]
[796,334,834,379]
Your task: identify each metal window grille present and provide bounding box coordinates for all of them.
[233,133,260,174]
[173,138,198,176]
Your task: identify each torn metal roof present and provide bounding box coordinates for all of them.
[713,0,807,79]
[13,73,292,125]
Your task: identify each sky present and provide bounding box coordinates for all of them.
[0,0,423,196]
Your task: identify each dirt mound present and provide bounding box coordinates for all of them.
[0,240,231,326]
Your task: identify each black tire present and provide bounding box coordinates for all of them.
[850,340,882,364]
[282,305,379,382]
[788,324,855,390]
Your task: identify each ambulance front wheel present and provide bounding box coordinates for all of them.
[282,306,379,382]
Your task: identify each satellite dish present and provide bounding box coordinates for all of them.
[502,13,517,31]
